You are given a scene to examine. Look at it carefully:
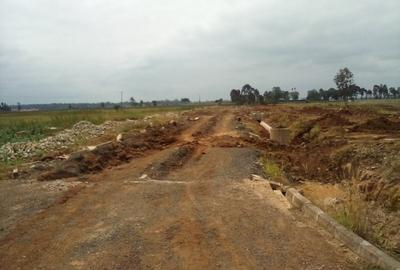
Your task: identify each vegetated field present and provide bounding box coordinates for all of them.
[0,101,399,269]
[0,106,195,146]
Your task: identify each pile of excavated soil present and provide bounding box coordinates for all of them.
[38,124,182,181]
[316,113,352,127]
[352,117,400,132]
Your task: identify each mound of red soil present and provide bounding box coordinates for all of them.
[316,113,352,127]
[39,124,181,181]
[352,117,400,132]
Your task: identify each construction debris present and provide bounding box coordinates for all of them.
[0,120,121,161]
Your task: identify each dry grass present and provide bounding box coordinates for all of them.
[332,164,400,258]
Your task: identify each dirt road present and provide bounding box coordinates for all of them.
[0,108,360,269]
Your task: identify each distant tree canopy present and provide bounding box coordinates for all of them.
[230,84,299,105]
[306,90,320,101]
[180,98,191,103]
[305,68,399,101]
[306,85,399,101]
[334,67,354,100]
[214,98,223,105]
[230,74,399,105]
[289,91,299,101]
[0,102,11,112]
[130,97,138,106]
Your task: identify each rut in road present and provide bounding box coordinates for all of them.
[0,109,361,270]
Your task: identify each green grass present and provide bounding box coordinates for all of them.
[0,106,195,146]
[261,157,284,181]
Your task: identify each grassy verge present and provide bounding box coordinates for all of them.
[260,156,286,183]
[323,164,400,260]
[0,106,195,146]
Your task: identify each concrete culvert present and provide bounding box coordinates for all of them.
[260,121,291,145]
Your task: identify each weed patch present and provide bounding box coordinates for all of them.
[261,157,284,182]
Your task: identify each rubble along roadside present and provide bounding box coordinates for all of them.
[0,112,180,162]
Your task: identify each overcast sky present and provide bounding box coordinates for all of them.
[0,0,399,104]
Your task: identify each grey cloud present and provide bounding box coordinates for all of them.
[0,0,399,103]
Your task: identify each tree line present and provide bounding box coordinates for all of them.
[230,84,300,105]
[306,84,400,101]
[0,97,195,112]
[307,68,399,101]
[230,68,400,104]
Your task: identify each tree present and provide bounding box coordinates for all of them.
[307,89,320,101]
[318,88,329,100]
[381,84,389,99]
[373,85,379,98]
[100,102,105,108]
[271,86,283,103]
[366,89,372,99]
[130,97,137,106]
[262,86,285,104]
[359,88,367,99]
[282,91,290,101]
[389,87,397,98]
[214,98,223,105]
[152,100,157,106]
[348,84,360,100]
[241,84,254,104]
[263,91,273,104]
[230,89,241,104]
[327,88,339,100]
[17,102,21,111]
[181,98,190,103]
[0,102,11,112]
[334,67,354,100]
[289,91,299,101]
[252,88,261,104]
[248,91,256,104]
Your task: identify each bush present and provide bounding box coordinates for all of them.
[261,157,284,181]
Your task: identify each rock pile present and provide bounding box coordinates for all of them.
[0,121,120,161]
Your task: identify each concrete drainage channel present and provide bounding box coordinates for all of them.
[258,120,291,145]
[256,119,400,268]
[252,174,400,270]
[285,188,400,270]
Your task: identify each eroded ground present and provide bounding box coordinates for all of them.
[0,107,363,270]
[237,103,400,258]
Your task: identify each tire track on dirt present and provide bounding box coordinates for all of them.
[142,114,221,179]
